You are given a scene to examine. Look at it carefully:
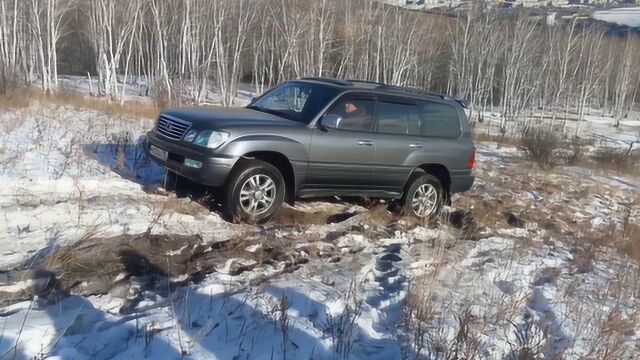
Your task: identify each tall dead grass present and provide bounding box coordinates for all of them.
[0,87,159,119]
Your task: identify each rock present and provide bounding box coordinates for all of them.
[504,212,526,228]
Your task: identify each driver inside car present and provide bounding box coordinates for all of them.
[330,99,372,131]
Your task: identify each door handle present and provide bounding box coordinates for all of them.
[357,140,373,146]
[409,143,423,149]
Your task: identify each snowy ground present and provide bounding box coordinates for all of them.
[0,96,639,359]
[592,7,640,28]
[474,107,640,153]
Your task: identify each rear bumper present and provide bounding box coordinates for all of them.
[144,131,238,187]
[450,172,475,193]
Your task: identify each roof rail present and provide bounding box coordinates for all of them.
[455,98,471,109]
[299,77,351,86]
[300,77,470,106]
[344,79,386,87]
[377,84,452,100]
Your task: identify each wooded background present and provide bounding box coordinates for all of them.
[1,0,639,136]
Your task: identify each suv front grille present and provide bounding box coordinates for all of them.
[156,116,190,140]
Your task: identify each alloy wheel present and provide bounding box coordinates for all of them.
[239,174,277,216]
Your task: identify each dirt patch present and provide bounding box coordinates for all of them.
[0,204,413,308]
[0,229,351,308]
[270,205,366,226]
[271,206,334,226]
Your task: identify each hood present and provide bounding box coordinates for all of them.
[161,107,301,130]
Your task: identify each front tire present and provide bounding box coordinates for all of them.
[223,159,285,224]
[399,173,444,219]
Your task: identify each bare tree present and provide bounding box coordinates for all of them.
[88,0,141,99]
[1,0,640,133]
[28,0,73,92]
[0,0,21,92]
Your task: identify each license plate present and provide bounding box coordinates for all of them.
[150,145,168,160]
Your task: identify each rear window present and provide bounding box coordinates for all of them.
[375,101,421,135]
[420,101,461,138]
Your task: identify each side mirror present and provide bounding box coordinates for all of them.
[249,97,257,104]
[319,114,342,130]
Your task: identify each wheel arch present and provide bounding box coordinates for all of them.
[238,151,296,204]
[405,164,451,194]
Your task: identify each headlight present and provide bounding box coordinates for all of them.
[193,130,229,149]
[183,129,197,142]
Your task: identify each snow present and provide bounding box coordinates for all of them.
[1,81,639,358]
[474,108,640,151]
[592,8,640,28]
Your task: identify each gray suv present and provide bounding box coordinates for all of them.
[145,78,475,223]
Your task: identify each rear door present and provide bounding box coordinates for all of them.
[307,94,377,188]
[371,97,424,190]
[419,100,470,181]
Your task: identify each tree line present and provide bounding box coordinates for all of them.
[1,0,639,136]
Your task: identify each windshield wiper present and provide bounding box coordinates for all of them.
[247,105,296,122]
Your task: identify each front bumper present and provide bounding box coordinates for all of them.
[145,131,238,187]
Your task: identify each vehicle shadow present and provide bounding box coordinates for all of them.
[82,135,220,207]
[82,135,164,186]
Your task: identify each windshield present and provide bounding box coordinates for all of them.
[248,81,339,124]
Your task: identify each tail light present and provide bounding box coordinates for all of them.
[469,147,476,170]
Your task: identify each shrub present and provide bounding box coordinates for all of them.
[519,127,560,168]
[593,148,631,171]
[561,137,585,166]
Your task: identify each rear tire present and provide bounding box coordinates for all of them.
[223,159,285,224]
[399,173,444,219]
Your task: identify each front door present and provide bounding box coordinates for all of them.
[307,96,376,188]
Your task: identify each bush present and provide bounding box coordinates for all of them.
[519,127,560,168]
[561,137,585,166]
[593,148,631,171]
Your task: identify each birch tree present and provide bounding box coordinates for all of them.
[88,0,141,99]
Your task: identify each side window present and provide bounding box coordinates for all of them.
[325,98,375,131]
[420,101,461,138]
[375,101,420,135]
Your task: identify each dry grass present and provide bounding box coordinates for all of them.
[0,87,30,109]
[473,131,522,148]
[519,127,561,169]
[0,87,160,119]
[584,148,640,177]
[615,223,640,262]
[569,219,640,269]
